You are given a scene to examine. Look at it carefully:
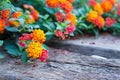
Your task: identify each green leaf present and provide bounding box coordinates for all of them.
[42,44,49,50]
[21,52,29,64]
[44,14,49,20]
[0,40,3,46]
[0,53,4,59]
[113,23,120,29]
[93,29,99,39]
[6,26,18,32]
[46,32,54,40]
[55,23,63,30]
[43,24,53,31]
[5,44,22,56]
[44,7,55,15]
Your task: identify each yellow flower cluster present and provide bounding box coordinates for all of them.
[65,13,76,25]
[93,3,103,15]
[86,10,98,22]
[30,29,46,43]
[26,29,46,59]
[26,41,42,59]
[87,10,105,28]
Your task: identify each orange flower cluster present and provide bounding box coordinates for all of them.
[12,11,22,18]
[23,4,39,23]
[25,29,47,59]
[0,9,10,20]
[0,19,5,34]
[0,9,10,33]
[26,41,43,59]
[87,0,116,28]
[30,29,46,44]
[8,20,20,27]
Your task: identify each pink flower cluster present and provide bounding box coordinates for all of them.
[89,0,97,7]
[105,17,116,27]
[39,49,49,62]
[18,33,31,47]
[55,24,75,40]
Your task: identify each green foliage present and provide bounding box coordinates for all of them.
[0,53,4,59]
[21,51,29,63]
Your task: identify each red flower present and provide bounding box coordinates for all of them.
[39,49,49,62]
[55,30,65,40]
[105,17,116,27]
[55,12,64,22]
[93,16,105,29]
[18,33,32,47]
[0,9,10,20]
[89,0,97,7]
[60,1,73,13]
[31,9,39,21]
[65,24,75,34]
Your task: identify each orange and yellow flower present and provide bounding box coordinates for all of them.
[67,0,75,3]
[12,11,22,18]
[46,0,59,8]
[0,9,10,20]
[93,16,105,29]
[0,19,5,34]
[101,1,113,12]
[93,3,103,15]
[8,20,20,27]
[26,41,42,59]
[65,13,76,24]
[59,0,66,3]
[60,0,73,13]
[86,10,98,22]
[108,0,116,5]
[30,9,39,21]
[30,29,46,43]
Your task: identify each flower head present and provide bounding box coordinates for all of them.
[55,12,64,22]
[46,0,59,8]
[105,17,116,27]
[65,13,76,25]
[101,1,113,12]
[0,19,5,34]
[86,10,98,22]
[30,9,39,21]
[108,0,116,5]
[93,16,105,28]
[89,0,97,7]
[93,3,103,15]
[18,33,32,47]
[39,49,49,62]
[8,20,20,27]
[12,11,22,18]
[26,41,42,59]
[30,29,46,43]
[67,0,75,3]
[60,1,73,13]
[65,24,75,34]
[0,9,10,20]
[55,30,65,40]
